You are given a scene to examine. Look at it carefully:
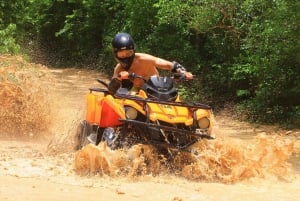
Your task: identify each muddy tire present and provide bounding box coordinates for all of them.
[74,120,93,150]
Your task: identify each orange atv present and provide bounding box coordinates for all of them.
[75,72,214,151]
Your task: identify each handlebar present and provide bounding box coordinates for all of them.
[118,71,194,82]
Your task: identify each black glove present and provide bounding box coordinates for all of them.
[108,78,121,94]
[171,61,186,73]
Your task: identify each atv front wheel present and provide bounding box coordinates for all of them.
[74,120,93,150]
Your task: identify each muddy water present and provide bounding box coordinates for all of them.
[216,115,300,174]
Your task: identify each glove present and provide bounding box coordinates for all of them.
[108,78,121,94]
[171,61,186,73]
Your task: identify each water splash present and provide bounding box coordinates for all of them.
[178,134,294,183]
[74,134,295,183]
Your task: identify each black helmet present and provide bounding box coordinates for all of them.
[112,33,135,51]
[112,33,135,70]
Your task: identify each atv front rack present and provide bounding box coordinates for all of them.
[114,93,212,110]
[88,87,211,110]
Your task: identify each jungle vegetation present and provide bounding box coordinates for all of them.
[1,0,299,127]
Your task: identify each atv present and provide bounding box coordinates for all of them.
[75,71,214,151]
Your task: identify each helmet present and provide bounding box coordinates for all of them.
[112,33,135,51]
[112,33,135,70]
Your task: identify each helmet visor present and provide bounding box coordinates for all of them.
[116,49,134,59]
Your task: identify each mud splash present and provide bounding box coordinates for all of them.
[179,134,294,183]
[74,134,295,183]
[75,143,167,177]
[0,55,52,139]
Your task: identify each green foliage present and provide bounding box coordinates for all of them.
[54,0,109,56]
[1,0,299,126]
[0,0,30,54]
[231,0,300,124]
[0,24,20,54]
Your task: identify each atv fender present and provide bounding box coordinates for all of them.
[99,95,125,127]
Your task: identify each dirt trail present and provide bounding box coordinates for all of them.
[1,66,300,201]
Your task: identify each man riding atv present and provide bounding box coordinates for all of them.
[74,33,213,151]
[108,32,190,94]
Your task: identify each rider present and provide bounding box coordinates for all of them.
[108,32,188,94]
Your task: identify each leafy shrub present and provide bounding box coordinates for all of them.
[0,24,20,54]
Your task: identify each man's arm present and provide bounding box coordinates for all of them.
[154,57,174,70]
[155,57,186,73]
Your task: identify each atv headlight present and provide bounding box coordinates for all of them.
[125,107,138,120]
[198,117,210,129]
